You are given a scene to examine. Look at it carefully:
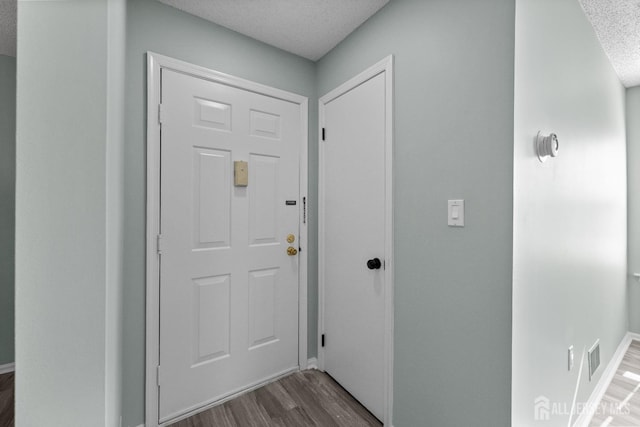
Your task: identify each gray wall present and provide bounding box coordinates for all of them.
[512,0,628,425]
[0,54,15,366]
[317,1,515,425]
[15,1,125,425]
[123,1,317,425]
[106,0,126,425]
[628,87,640,332]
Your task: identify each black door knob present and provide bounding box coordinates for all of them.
[367,258,382,270]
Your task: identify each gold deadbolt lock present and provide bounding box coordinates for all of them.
[286,234,296,244]
[287,246,298,256]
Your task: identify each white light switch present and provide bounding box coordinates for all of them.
[448,200,464,227]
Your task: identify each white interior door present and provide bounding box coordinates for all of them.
[159,68,301,423]
[320,66,391,422]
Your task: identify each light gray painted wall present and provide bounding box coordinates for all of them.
[16,1,125,425]
[106,0,126,425]
[317,1,515,425]
[123,1,317,425]
[628,87,640,332]
[0,54,15,367]
[512,0,628,425]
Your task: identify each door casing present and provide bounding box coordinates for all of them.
[318,55,394,426]
[145,52,309,427]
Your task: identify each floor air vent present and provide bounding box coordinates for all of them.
[588,340,600,381]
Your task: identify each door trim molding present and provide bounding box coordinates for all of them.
[317,55,394,426]
[145,52,309,427]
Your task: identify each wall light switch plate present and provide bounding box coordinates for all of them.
[448,200,464,227]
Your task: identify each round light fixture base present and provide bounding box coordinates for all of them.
[536,131,559,162]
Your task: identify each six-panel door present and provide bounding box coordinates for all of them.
[159,69,301,422]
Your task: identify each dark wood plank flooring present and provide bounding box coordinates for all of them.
[169,370,382,427]
[0,372,14,427]
[0,369,378,427]
[590,340,640,427]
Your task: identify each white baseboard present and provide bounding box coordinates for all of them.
[572,331,638,427]
[0,362,15,374]
[306,357,318,370]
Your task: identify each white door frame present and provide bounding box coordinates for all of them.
[318,55,394,426]
[145,52,309,427]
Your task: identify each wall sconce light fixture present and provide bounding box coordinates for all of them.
[536,132,559,162]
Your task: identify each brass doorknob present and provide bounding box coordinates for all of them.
[286,234,296,243]
[287,246,298,256]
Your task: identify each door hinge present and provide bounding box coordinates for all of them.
[156,234,163,254]
[158,103,165,124]
[322,128,326,141]
[321,334,325,347]
[303,197,307,224]
[157,365,161,386]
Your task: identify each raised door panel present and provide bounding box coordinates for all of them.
[248,268,279,349]
[192,148,231,249]
[250,109,281,139]
[194,97,232,132]
[192,275,231,365]
[249,154,279,246]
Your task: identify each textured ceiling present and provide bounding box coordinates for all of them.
[0,0,16,57]
[1,1,639,87]
[156,0,389,61]
[580,0,640,87]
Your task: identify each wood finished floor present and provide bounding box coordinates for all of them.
[0,372,14,427]
[9,342,640,427]
[590,340,640,427]
[168,370,381,427]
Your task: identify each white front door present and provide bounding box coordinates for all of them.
[320,63,392,423]
[159,68,301,423]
